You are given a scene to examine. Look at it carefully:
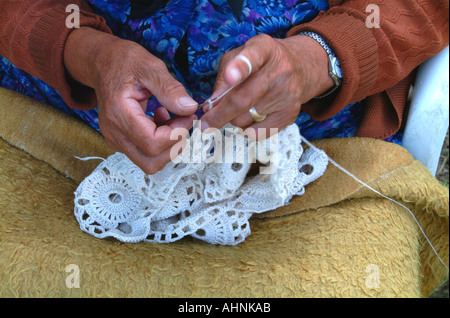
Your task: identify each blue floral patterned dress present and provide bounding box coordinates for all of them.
[0,0,402,143]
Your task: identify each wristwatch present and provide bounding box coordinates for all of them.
[299,31,343,99]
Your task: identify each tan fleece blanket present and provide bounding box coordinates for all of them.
[0,87,448,297]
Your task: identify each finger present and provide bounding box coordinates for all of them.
[245,111,291,141]
[164,114,197,133]
[204,35,272,112]
[141,140,188,175]
[231,106,263,128]
[211,48,241,91]
[140,60,198,116]
[153,107,171,124]
[200,64,272,130]
[203,51,258,113]
[107,130,156,173]
[118,98,193,157]
[223,54,253,87]
[230,89,288,127]
[204,49,242,112]
[112,130,185,175]
[200,35,276,129]
[221,34,272,89]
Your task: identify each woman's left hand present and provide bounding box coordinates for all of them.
[200,34,335,139]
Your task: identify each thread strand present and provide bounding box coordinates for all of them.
[300,135,449,272]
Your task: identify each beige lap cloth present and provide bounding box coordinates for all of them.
[0,87,448,297]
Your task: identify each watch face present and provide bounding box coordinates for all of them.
[335,61,343,79]
[331,57,343,81]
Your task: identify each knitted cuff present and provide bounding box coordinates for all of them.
[29,2,112,110]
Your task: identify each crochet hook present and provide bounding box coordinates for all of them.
[155,85,236,127]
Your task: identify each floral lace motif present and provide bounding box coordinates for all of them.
[74,124,328,245]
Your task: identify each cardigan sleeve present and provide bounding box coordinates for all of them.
[0,0,112,110]
[287,0,449,124]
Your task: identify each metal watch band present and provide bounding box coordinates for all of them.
[298,31,343,99]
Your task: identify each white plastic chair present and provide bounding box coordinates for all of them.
[402,46,449,176]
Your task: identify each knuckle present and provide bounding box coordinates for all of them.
[140,142,160,158]
[252,33,274,47]
[142,161,165,175]
[143,165,158,175]
[205,112,221,128]
[221,49,237,64]
[156,161,168,173]
[139,157,157,174]
[151,58,168,72]
[260,81,270,93]
[230,92,252,109]
[231,116,248,127]
[255,33,272,42]
[159,76,183,94]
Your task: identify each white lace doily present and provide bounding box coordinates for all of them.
[74,124,328,245]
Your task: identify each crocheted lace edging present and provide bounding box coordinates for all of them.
[74,124,328,245]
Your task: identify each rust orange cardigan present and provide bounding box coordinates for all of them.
[0,0,448,139]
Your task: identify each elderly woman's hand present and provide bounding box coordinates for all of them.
[200,34,335,139]
[64,27,198,174]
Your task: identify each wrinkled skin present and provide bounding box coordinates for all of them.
[64,28,332,174]
[201,33,334,140]
[65,27,198,174]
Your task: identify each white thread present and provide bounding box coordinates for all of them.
[72,131,448,270]
[300,135,449,271]
[206,85,235,110]
[74,156,106,162]
[215,86,235,101]
[235,54,252,76]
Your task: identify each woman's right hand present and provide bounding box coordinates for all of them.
[64,27,198,174]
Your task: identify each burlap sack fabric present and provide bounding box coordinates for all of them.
[0,87,448,297]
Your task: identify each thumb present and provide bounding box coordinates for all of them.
[142,64,198,116]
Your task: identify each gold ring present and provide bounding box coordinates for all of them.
[249,107,267,122]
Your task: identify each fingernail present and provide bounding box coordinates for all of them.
[229,67,242,83]
[179,96,198,108]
